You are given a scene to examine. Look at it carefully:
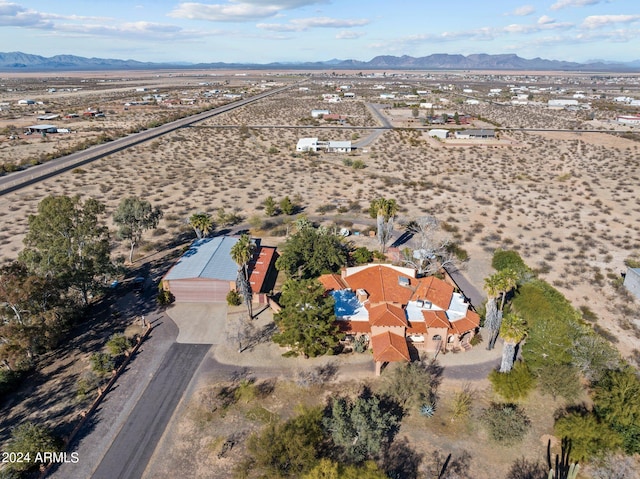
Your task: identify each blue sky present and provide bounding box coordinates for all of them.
[0,0,638,63]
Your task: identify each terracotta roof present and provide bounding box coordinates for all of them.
[413,276,454,310]
[406,321,427,334]
[422,310,451,329]
[371,331,410,363]
[344,265,414,304]
[367,302,407,327]
[249,246,277,293]
[318,273,347,292]
[336,320,371,334]
[449,310,481,335]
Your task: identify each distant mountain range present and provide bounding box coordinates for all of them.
[1,51,638,72]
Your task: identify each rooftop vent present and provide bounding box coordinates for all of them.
[398,276,410,287]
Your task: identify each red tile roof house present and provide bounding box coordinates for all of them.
[319,264,480,375]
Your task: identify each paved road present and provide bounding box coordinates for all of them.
[91,343,210,479]
[0,84,294,196]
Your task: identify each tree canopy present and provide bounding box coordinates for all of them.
[189,212,213,239]
[20,195,111,305]
[275,226,348,279]
[324,390,402,464]
[273,279,341,357]
[113,196,163,263]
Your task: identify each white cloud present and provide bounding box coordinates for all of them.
[506,5,535,16]
[336,30,364,39]
[258,16,369,32]
[550,0,601,11]
[169,0,328,22]
[0,1,52,28]
[582,14,640,29]
[537,15,555,25]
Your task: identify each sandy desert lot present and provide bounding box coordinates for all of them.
[1,69,639,477]
[1,70,639,351]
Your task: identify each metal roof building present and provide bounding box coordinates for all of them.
[163,236,239,302]
[162,236,278,303]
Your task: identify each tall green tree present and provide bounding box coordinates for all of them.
[189,212,213,239]
[275,227,348,279]
[113,197,163,263]
[0,263,66,370]
[324,391,402,463]
[273,279,341,357]
[593,367,640,454]
[264,196,278,216]
[279,196,295,215]
[498,313,527,373]
[20,195,110,305]
[369,198,398,253]
[230,234,255,319]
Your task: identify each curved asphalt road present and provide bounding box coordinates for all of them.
[91,343,210,479]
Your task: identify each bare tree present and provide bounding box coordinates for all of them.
[400,216,457,276]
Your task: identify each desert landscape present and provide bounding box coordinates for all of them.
[1,69,640,478]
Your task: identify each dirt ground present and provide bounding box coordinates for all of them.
[0,70,639,477]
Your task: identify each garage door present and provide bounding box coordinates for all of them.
[167,279,230,302]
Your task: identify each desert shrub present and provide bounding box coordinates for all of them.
[450,385,475,422]
[90,352,115,375]
[506,457,547,479]
[554,411,621,461]
[492,249,530,279]
[352,246,374,264]
[4,422,62,472]
[481,403,531,444]
[536,363,582,401]
[106,334,132,357]
[157,288,174,306]
[226,289,242,306]
[0,369,23,398]
[76,370,100,398]
[469,332,482,346]
[446,243,469,261]
[381,360,437,412]
[239,406,325,477]
[352,160,366,169]
[489,362,536,401]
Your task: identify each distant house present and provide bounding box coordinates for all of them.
[25,124,58,134]
[617,115,640,125]
[319,264,480,375]
[624,267,640,301]
[17,99,35,105]
[311,109,330,118]
[454,129,495,139]
[548,99,579,108]
[323,114,347,122]
[428,129,449,140]
[296,137,352,152]
[296,137,320,152]
[326,141,352,153]
[162,236,278,303]
[343,92,356,99]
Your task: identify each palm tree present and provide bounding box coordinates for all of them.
[230,234,255,318]
[370,198,398,253]
[189,213,213,239]
[499,313,527,373]
[483,269,519,350]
